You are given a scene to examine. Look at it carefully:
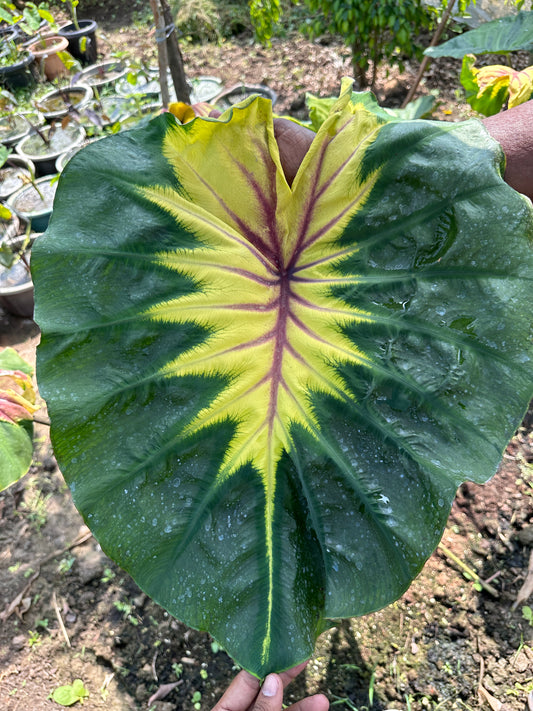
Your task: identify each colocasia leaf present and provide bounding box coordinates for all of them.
[33,80,533,677]
[461,53,533,116]
[0,348,36,492]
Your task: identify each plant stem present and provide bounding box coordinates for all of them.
[401,0,458,108]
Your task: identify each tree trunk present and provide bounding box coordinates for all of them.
[158,0,190,103]
[351,37,369,89]
[149,0,170,108]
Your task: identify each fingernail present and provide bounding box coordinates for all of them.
[262,674,279,697]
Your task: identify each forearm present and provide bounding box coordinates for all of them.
[482,100,533,202]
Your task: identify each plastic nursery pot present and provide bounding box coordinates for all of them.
[213,83,277,110]
[34,84,93,122]
[0,112,44,148]
[6,175,58,233]
[0,155,36,202]
[189,75,224,103]
[70,95,130,137]
[0,51,36,90]
[0,233,35,318]
[0,212,20,245]
[26,35,69,81]
[116,102,162,132]
[15,124,86,177]
[116,69,162,99]
[58,20,98,66]
[55,142,83,173]
[78,60,128,90]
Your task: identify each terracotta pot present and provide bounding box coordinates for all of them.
[26,35,69,81]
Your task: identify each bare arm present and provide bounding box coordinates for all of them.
[482,100,533,201]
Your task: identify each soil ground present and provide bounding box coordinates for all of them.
[1,9,533,711]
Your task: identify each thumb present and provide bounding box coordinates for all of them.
[252,673,283,711]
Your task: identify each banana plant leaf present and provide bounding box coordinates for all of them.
[32,81,533,678]
[0,347,36,491]
[425,10,533,58]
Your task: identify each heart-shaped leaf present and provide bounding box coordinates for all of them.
[32,83,533,677]
[426,9,533,58]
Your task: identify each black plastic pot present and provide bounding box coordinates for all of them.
[0,51,36,90]
[58,20,98,66]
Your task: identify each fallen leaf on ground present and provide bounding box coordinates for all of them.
[147,681,182,705]
[478,685,502,711]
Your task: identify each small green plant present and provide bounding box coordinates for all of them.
[28,630,41,647]
[172,662,184,679]
[57,555,76,574]
[49,679,89,706]
[522,605,533,626]
[113,599,139,625]
[101,567,116,584]
[192,690,202,710]
[17,487,51,531]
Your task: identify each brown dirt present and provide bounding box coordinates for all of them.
[1,14,533,711]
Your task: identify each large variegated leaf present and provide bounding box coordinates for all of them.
[0,347,36,491]
[32,83,533,677]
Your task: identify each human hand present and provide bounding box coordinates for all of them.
[211,661,329,711]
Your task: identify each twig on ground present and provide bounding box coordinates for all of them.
[52,590,71,647]
[438,542,499,597]
[511,548,533,610]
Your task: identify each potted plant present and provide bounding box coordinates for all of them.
[25,33,70,81]
[15,122,85,176]
[0,206,34,317]
[0,110,44,148]
[0,41,36,89]
[6,173,57,233]
[0,1,70,81]
[57,0,97,66]
[77,59,128,90]
[33,83,92,122]
[0,145,35,202]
